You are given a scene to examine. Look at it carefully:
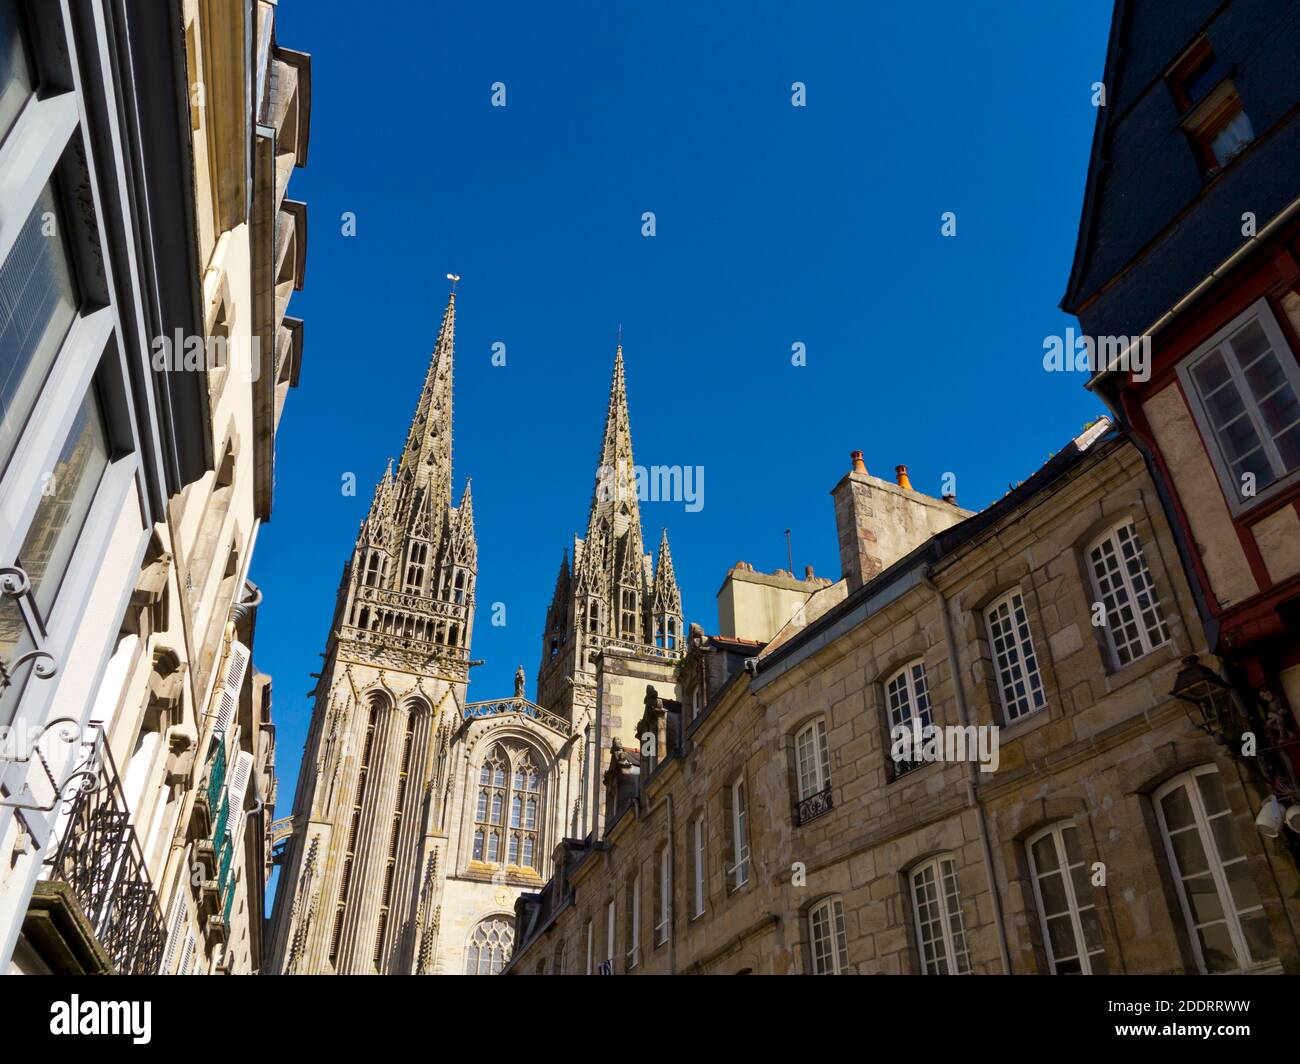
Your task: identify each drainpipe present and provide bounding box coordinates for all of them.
[922,568,1013,975]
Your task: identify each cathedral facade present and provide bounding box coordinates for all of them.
[267,294,682,974]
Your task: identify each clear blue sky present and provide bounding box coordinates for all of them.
[256,0,1113,817]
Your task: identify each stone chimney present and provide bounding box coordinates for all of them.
[831,452,973,592]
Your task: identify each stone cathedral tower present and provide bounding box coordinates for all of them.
[537,348,684,842]
[268,312,685,974]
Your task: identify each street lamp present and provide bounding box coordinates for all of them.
[1170,655,1237,736]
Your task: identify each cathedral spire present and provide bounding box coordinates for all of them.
[396,289,457,510]
[587,344,640,539]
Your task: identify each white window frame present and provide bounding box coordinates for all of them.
[794,717,831,800]
[1179,298,1300,514]
[605,898,615,972]
[626,874,640,970]
[808,896,848,975]
[0,6,142,744]
[1154,767,1276,974]
[909,855,971,975]
[1026,821,1106,974]
[726,774,750,891]
[885,659,932,776]
[655,845,671,946]
[985,589,1047,723]
[1086,520,1169,669]
[691,814,705,918]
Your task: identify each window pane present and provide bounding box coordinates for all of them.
[1,185,79,477]
[17,391,109,617]
[0,0,33,144]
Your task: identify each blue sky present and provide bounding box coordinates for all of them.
[256,0,1113,816]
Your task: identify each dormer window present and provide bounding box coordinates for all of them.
[1167,39,1253,175]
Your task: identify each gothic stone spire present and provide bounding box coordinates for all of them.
[586,346,640,542]
[396,292,457,525]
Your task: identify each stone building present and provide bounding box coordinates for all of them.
[1,0,309,975]
[507,423,1300,975]
[1061,0,1300,843]
[267,297,684,972]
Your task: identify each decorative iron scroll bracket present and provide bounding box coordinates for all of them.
[0,716,106,813]
[0,565,59,690]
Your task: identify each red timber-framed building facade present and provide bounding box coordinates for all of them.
[1063,0,1300,839]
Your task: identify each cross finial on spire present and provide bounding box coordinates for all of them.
[446,272,461,297]
[617,323,622,352]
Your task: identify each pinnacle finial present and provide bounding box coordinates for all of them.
[446,272,460,298]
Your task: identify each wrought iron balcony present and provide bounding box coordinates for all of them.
[795,784,834,827]
[43,729,165,975]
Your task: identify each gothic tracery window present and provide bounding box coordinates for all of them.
[472,743,545,873]
[464,915,514,975]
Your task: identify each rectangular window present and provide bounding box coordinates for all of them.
[1,183,80,479]
[886,660,932,776]
[625,874,640,969]
[691,815,705,917]
[1182,303,1300,507]
[655,845,671,946]
[910,856,971,975]
[1155,768,1276,973]
[726,775,749,891]
[1167,40,1253,174]
[0,388,108,717]
[1027,822,1107,974]
[0,0,34,145]
[986,590,1046,722]
[795,717,830,800]
[584,919,593,975]
[1087,521,1169,667]
[809,896,848,975]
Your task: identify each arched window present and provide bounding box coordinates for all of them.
[464,915,513,975]
[984,589,1046,722]
[1026,821,1106,974]
[1154,767,1276,973]
[886,659,932,777]
[808,896,848,975]
[909,855,970,974]
[472,745,508,862]
[472,744,545,873]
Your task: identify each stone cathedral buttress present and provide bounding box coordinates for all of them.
[268,295,684,974]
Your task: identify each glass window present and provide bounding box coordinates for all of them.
[986,590,1046,722]
[1186,310,1300,499]
[910,856,971,975]
[0,0,34,144]
[1,184,79,478]
[887,660,932,775]
[795,717,831,800]
[464,915,513,976]
[16,389,108,617]
[1027,822,1107,974]
[809,896,848,975]
[1088,521,1169,667]
[1155,768,1277,973]
[727,776,749,890]
[690,814,705,917]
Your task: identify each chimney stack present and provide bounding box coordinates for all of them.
[895,465,913,491]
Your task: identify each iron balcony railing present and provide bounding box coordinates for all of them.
[44,729,165,975]
[795,784,834,827]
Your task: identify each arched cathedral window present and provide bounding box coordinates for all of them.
[472,743,545,873]
[464,915,513,975]
[473,745,508,862]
